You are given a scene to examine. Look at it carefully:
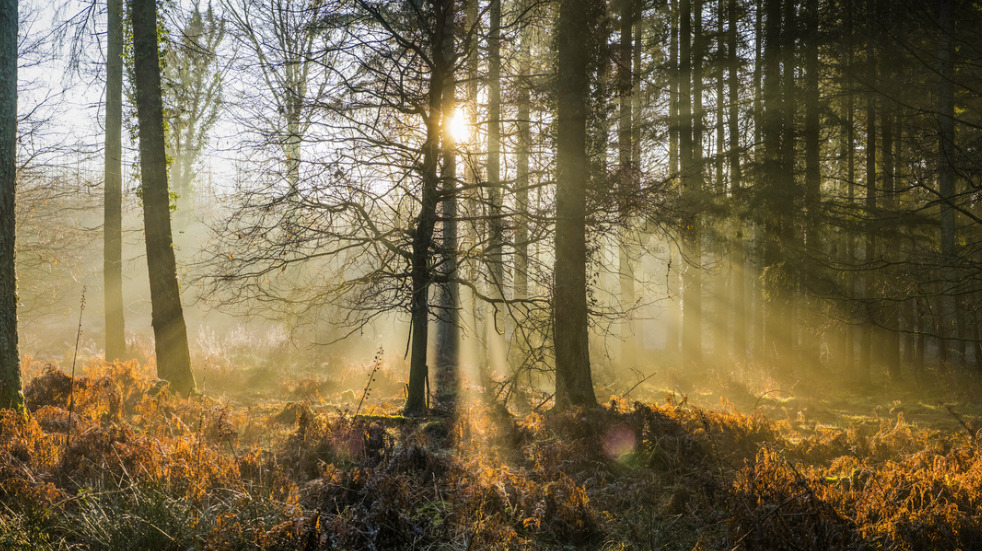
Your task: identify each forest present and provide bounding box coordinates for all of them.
[1,0,982,548]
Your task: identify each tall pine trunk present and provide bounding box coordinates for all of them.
[761,0,781,361]
[727,0,746,361]
[554,0,599,410]
[666,0,680,356]
[860,21,876,386]
[618,0,637,369]
[487,0,504,341]
[803,0,820,367]
[842,2,856,373]
[131,0,195,396]
[435,0,459,409]
[105,0,126,361]
[681,0,703,366]
[779,0,795,368]
[937,0,959,370]
[515,2,531,306]
[713,0,727,361]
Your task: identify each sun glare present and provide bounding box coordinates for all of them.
[448,108,469,144]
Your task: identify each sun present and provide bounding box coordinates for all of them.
[447,108,469,144]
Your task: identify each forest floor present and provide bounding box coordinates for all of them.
[3,352,982,550]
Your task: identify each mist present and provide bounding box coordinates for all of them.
[3,0,982,549]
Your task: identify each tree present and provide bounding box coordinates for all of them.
[104,0,125,362]
[163,1,226,231]
[487,0,504,340]
[131,0,196,395]
[802,0,819,365]
[0,0,21,410]
[404,0,455,416]
[727,0,746,361]
[553,0,601,410]
[220,0,328,197]
[617,0,637,369]
[936,0,958,368]
[435,0,460,410]
[679,0,702,365]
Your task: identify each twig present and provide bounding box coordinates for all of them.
[534,392,554,412]
[67,286,86,447]
[621,368,656,399]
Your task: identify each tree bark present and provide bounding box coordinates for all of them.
[0,0,21,410]
[405,0,453,416]
[727,0,746,361]
[780,0,795,367]
[861,24,876,386]
[803,0,819,367]
[515,22,530,305]
[132,0,196,396]
[666,0,680,356]
[937,0,959,369]
[713,0,727,361]
[435,0,459,410]
[618,0,636,369]
[554,0,599,410]
[842,2,856,373]
[681,0,703,366]
[761,0,781,361]
[105,0,126,362]
[881,106,900,378]
[487,0,504,337]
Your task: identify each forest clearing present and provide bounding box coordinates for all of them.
[2,0,982,548]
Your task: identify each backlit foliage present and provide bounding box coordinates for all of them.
[1,360,982,549]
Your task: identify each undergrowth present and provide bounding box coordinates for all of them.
[1,358,981,549]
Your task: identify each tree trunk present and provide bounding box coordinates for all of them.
[681,0,703,366]
[937,0,959,370]
[132,0,196,396]
[405,0,453,416]
[713,0,727,361]
[752,0,764,359]
[105,0,126,361]
[803,0,820,368]
[435,0,458,410]
[780,0,795,368]
[487,0,504,340]
[515,12,530,306]
[666,0,680,356]
[881,106,900,378]
[861,27,876,387]
[618,0,636,369]
[842,2,856,374]
[0,0,21,410]
[727,0,745,361]
[554,0,599,410]
[762,0,781,361]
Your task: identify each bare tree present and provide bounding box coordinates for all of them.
[163,1,227,231]
[220,0,329,196]
[131,0,196,395]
